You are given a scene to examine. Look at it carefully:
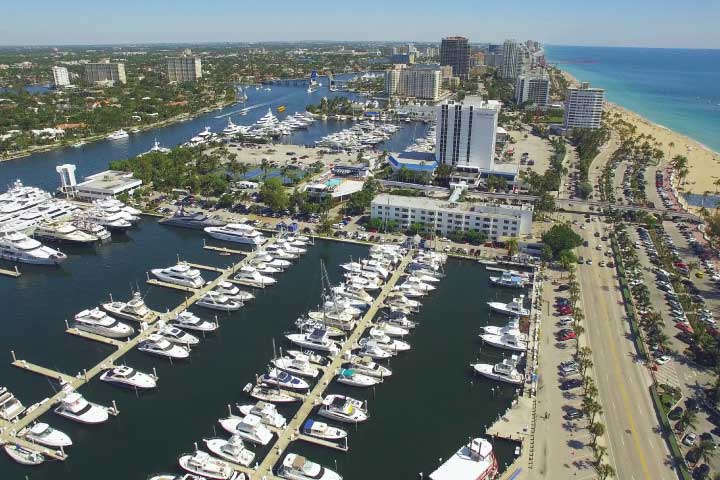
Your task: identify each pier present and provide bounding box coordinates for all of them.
[203,242,248,256]
[0,266,21,278]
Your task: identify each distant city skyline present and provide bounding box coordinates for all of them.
[2,0,719,49]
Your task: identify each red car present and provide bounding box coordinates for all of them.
[675,322,694,333]
[557,331,577,341]
[558,306,573,315]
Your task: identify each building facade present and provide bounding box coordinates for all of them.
[563,82,605,129]
[84,62,126,85]
[385,65,441,101]
[370,193,533,240]
[166,56,202,83]
[440,36,470,79]
[514,73,550,107]
[499,39,524,80]
[52,66,70,87]
[435,97,501,172]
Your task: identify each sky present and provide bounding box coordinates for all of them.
[2,0,719,48]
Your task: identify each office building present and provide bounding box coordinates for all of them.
[435,97,501,172]
[563,82,605,129]
[514,73,550,107]
[385,65,441,101]
[500,39,524,80]
[166,56,202,83]
[371,193,533,240]
[390,53,415,65]
[440,36,470,79]
[52,66,70,87]
[84,62,126,85]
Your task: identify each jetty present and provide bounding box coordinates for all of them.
[0,266,21,278]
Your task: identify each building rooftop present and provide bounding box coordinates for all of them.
[373,193,533,213]
[77,170,142,193]
[389,151,438,172]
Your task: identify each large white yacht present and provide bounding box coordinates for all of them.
[20,422,73,448]
[204,223,265,245]
[178,450,239,480]
[102,291,156,322]
[487,296,530,316]
[54,391,109,424]
[138,334,191,359]
[471,359,524,385]
[158,325,200,346]
[107,129,129,140]
[203,435,255,467]
[83,209,132,231]
[430,437,498,480]
[172,310,219,332]
[233,266,275,287]
[0,232,67,265]
[214,281,255,302]
[318,395,367,423]
[237,401,287,428]
[272,354,320,378]
[278,453,343,480]
[196,291,242,311]
[100,365,158,390]
[33,221,98,244]
[72,219,111,241]
[74,308,135,338]
[151,262,206,288]
[286,328,339,353]
[480,332,528,352]
[480,317,528,342]
[219,413,274,445]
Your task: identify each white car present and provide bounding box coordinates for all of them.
[656,355,671,365]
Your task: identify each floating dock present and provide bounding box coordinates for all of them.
[203,242,248,256]
[0,266,20,277]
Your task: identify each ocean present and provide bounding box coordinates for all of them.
[545,45,720,153]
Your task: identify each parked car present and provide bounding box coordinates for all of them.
[683,432,697,447]
[668,406,684,421]
[560,379,584,390]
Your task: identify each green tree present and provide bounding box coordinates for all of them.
[594,463,615,480]
[589,422,605,446]
[486,175,508,192]
[542,223,583,259]
[259,177,289,211]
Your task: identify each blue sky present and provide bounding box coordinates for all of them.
[2,0,719,48]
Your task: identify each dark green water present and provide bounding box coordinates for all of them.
[0,219,519,479]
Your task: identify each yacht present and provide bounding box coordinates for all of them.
[219,414,274,445]
[254,251,291,269]
[272,354,320,378]
[107,129,129,140]
[369,323,409,338]
[34,221,98,244]
[402,276,435,292]
[0,232,67,264]
[247,385,298,404]
[365,331,410,351]
[344,274,380,291]
[259,369,309,391]
[286,328,339,353]
[489,271,527,289]
[203,436,255,467]
[83,209,132,231]
[471,360,524,385]
[377,312,416,330]
[205,223,265,245]
[307,310,355,331]
[301,419,347,442]
[480,332,527,352]
[160,208,225,230]
[480,317,528,341]
[318,395,368,423]
[278,453,342,480]
[159,325,200,346]
[178,450,239,480]
[172,310,219,332]
[264,247,296,260]
[410,270,441,283]
[151,262,206,288]
[343,355,392,378]
[356,342,392,360]
[148,475,207,480]
[233,266,275,287]
[237,401,287,428]
[487,296,530,316]
[4,444,44,466]
[0,387,26,421]
[331,284,373,303]
[74,308,134,338]
[54,391,109,424]
[253,262,282,275]
[214,281,255,302]
[72,219,111,241]
[138,334,191,359]
[142,139,171,155]
[20,422,72,448]
[100,365,158,389]
[361,260,389,278]
[196,291,242,311]
[102,291,156,322]
[340,261,363,273]
[429,437,498,480]
[336,368,380,388]
[93,198,142,217]
[286,349,329,367]
[296,318,344,338]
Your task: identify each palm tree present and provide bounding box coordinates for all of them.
[260,158,270,181]
[692,440,716,466]
[505,238,519,258]
[594,462,615,480]
[589,421,605,446]
[678,409,698,431]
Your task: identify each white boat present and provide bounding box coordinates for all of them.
[83,209,132,230]
[142,139,171,155]
[369,323,408,338]
[253,262,282,275]
[20,422,72,448]
[365,331,410,352]
[138,334,191,359]
[233,266,275,287]
[159,325,200,346]
[178,450,239,480]
[361,260,389,278]
[100,365,158,389]
[247,385,298,404]
[147,474,205,480]
[102,291,156,322]
[318,395,367,423]
[172,310,219,332]
[214,281,255,302]
[0,387,26,421]
[286,328,339,353]
[487,296,530,316]
[332,285,373,303]
[429,437,498,480]
[0,232,67,265]
[340,261,363,273]
[410,271,441,283]
[489,271,527,289]
[323,299,363,317]
[286,350,329,366]
[203,436,255,467]
[237,401,287,428]
[218,414,274,445]
[264,247,296,260]
[378,312,416,330]
[472,360,524,385]
[72,219,111,241]
[336,368,380,387]
[205,223,265,245]
[107,129,129,140]
[4,444,44,465]
[196,291,242,311]
[344,274,380,291]
[254,251,291,269]
[296,318,345,338]
[74,308,134,338]
[356,342,392,360]
[480,318,528,341]
[152,262,206,288]
[54,391,109,424]
[343,355,392,378]
[278,453,342,480]
[403,277,435,292]
[307,310,355,331]
[259,369,309,391]
[301,419,347,441]
[480,332,527,352]
[272,355,320,378]
[33,221,98,244]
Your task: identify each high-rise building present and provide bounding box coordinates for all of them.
[52,66,70,87]
[385,65,441,101]
[436,97,501,172]
[166,56,203,83]
[514,73,550,107]
[563,82,605,130]
[440,36,470,79]
[500,39,524,80]
[84,62,126,85]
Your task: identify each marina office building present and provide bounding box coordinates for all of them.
[514,73,550,107]
[563,82,605,130]
[84,62,127,85]
[384,64,441,101]
[57,164,142,201]
[371,193,533,240]
[166,56,203,83]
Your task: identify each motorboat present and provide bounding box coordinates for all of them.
[385,291,421,311]
[343,355,392,378]
[141,138,171,155]
[0,232,67,265]
[318,395,368,423]
[307,310,355,331]
[102,291,156,322]
[260,369,309,391]
[205,223,265,245]
[247,385,298,404]
[356,342,392,360]
[286,349,329,366]
[92,198,142,217]
[54,391,109,424]
[218,414,274,445]
[480,317,528,341]
[377,312,416,330]
[410,270,441,283]
[489,271,528,289]
[429,437,498,480]
[83,209,133,230]
[252,262,282,275]
[172,310,218,332]
[278,453,342,480]
[0,387,26,421]
[151,262,206,288]
[322,299,363,317]
[159,325,200,346]
[286,328,339,353]
[365,331,410,351]
[147,474,206,480]
[344,274,380,291]
[233,266,275,287]
[160,208,225,230]
[100,365,158,390]
[480,332,527,352]
[272,354,320,378]
[264,247,296,260]
[332,284,373,303]
[138,334,191,359]
[361,260,389,278]
[277,241,305,255]
[237,401,287,428]
[20,422,72,448]
[33,221,98,244]
[296,317,345,338]
[340,261,363,273]
[301,419,347,442]
[107,129,129,140]
[74,308,134,338]
[72,219,111,241]
[196,291,242,311]
[487,296,530,316]
[203,436,255,467]
[369,323,409,338]
[214,281,255,302]
[471,360,524,385]
[4,444,44,466]
[403,276,435,292]
[178,450,239,480]
[253,252,291,269]
[336,368,380,387]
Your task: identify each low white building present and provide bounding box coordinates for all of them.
[304,178,364,202]
[72,170,142,201]
[371,193,533,240]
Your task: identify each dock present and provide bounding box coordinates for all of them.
[146,278,200,293]
[11,359,78,385]
[296,433,349,452]
[0,266,21,278]
[185,262,227,273]
[203,242,248,256]
[65,328,127,348]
